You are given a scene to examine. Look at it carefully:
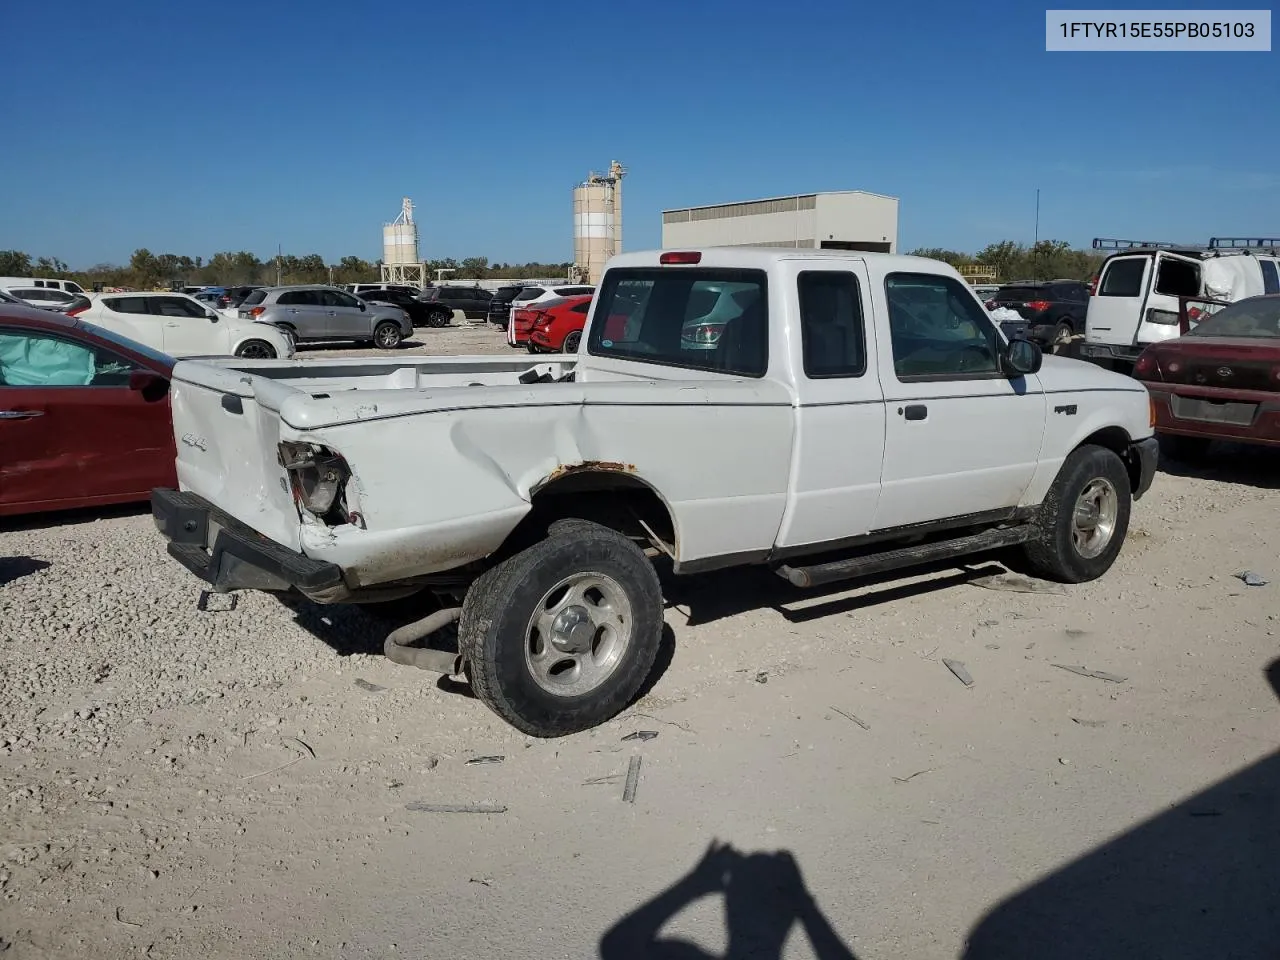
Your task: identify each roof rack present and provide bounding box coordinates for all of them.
[1209,237,1280,252]
[1092,238,1195,250]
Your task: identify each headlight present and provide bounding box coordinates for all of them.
[277,441,351,519]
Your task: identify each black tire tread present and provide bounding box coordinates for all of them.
[1021,443,1132,584]
[458,522,662,737]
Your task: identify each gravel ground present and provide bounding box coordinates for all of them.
[2,324,1279,959]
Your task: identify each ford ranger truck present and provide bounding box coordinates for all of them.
[151,249,1159,737]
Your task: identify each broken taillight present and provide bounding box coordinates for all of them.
[278,441,352,521]
[250,306,266,318]
[1133,352,1159,379]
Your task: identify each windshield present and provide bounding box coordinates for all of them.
[1187,297,1280,339]
[76,319,174,367]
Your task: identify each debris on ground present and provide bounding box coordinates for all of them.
[970,574,1067,596]
[1071,718,1107,728]
[404,802,508,814]
[754,671,769,684]
[830,707,870,730]
[1053,664,1127,683]
[942,658,975,687]
[1235,570,1269,587]
[622,756,642,803]
[892,769,932,784]
[465,756,504,765]
[622,731,658,742]
[196,591,238,613]
[353,678,385,693]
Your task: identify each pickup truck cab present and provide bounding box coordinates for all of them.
[151,248,1158,737]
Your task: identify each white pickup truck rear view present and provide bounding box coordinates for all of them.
[152,248,1159,736]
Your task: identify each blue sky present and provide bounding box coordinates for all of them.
[1,0,1276,268]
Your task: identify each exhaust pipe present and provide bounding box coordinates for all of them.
[384,606,464,675]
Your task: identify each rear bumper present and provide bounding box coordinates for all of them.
[1130,437,1159,500]
[1079,341,1145,364]
[1147,385,1280,447]
[151,488,344,595]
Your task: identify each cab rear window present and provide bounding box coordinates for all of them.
[587,268,768,377]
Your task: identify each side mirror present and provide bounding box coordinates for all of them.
[1003,338,1043,377]
[359,302,367,311]
[128,370,168,398]
[207,311,219,322]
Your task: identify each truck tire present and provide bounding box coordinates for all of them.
[458,522,663,737]
[1021,444,1131,583]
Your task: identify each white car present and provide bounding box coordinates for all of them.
[70,292,295,360]
[4,286,83,312]
[150,247,1157,737]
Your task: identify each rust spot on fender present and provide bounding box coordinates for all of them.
[544,460,637,483]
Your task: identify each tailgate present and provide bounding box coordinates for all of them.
[169,362,301,550]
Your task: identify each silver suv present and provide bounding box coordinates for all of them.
[239,285,412,349]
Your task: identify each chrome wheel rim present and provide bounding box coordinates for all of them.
[375,325,399,348]
[524,572,633,697]
[240,341,273,359]
[1072,478,1118,559]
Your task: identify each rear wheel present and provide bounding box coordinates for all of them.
[234,339,277,359]
[562,330,582,353]
[1052,320,1074,348]
[428,309,451,328]
[458,522,663,737]
[373,321,402,349]
[1158,433,1211,462]
[1021,444,1132,583]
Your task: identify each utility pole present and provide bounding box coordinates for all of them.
[276,244,282,286]
[1033,189,1040,280]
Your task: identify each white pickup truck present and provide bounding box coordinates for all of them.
[151,248,1159,736]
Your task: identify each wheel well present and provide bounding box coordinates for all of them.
[1079,427,1140,492]
[498,470,677,561]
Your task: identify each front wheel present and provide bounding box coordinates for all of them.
[1021,444,1132,583]
[428,309,451,328]
[373,321,403,349]
[235,339,277,359]
[458,522,664,737]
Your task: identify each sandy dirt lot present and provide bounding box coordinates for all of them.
[2,321,1278,959]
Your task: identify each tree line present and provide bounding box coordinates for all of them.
[906,240,1106,282]
[0,240,1100,290]
[0,249,575,290]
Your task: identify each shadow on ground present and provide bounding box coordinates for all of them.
[1157,442,1280,490]
[0,502,149,534]
[0,556,51,587]
[599,841,858,960]
[961,656,1280,959]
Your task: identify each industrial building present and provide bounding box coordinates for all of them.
[661,190,898,253]
[572,161,625,285]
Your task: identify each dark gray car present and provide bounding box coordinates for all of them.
[239,285,413,349]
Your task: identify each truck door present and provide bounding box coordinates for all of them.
[871,271,1047,531]
[1132,251,1201,347]
[1084,255,1150,347]
[773,263,885,551]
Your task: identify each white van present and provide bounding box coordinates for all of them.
[1079,237,1280,373]
[0,276,86,295]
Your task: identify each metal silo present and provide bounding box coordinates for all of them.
[382,197,419,266]
[573,161,625,285]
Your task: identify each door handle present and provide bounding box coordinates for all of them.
[0,410,45,420]
[901,404,928,421]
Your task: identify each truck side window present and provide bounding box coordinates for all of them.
[1154,258,1200,298]
[798,271,865,378]
[884,273,1000,381]
[1099,258,1147,297]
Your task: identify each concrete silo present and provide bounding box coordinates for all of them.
[573,161,625,285]
[380,197,426,289]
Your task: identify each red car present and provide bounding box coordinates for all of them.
[1133,293,1280,459]
[1,304,177,517]
[526,294,593,353]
